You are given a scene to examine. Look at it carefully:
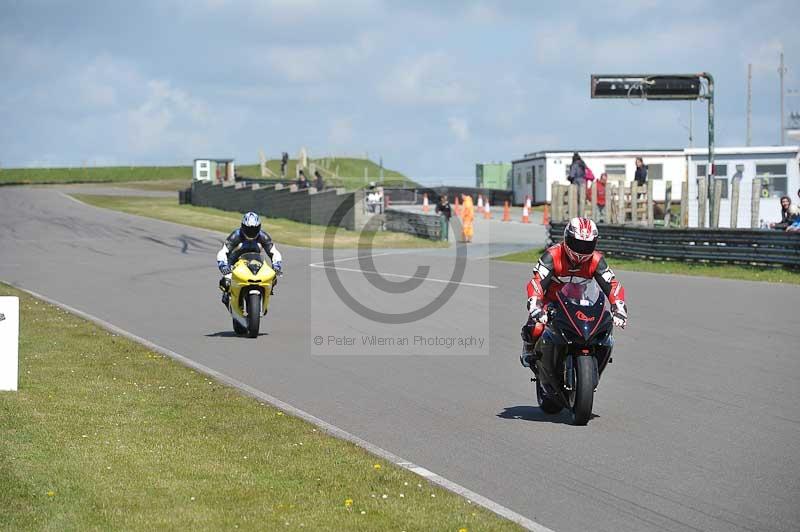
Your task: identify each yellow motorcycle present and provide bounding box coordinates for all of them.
[222,252,277,338]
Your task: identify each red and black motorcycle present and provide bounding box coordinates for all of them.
[533,280,615,425]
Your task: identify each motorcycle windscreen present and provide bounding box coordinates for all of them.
[555,281,608,341]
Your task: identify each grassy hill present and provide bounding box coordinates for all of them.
[0,158,413,191]
[238,157,414,190]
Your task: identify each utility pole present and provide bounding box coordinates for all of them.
[747,63,752,146]
[779,52,786,145]
[689,100,693,147]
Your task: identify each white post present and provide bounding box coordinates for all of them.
[0,296,19,391]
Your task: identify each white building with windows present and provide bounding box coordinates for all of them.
[685,146,800,227]
[511,146,800,227]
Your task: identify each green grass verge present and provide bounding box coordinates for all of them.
[0,166,192,186]
[71,195,446,249]
[0,283,519,531]
[494,248,800,285]
[107,179,193,192]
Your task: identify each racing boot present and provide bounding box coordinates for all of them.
[520,320,547,368]
[520,340,535,368]
[219,276,231,307]
[534,336,557,394]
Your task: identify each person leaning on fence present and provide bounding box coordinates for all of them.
[770,196,800,230]
[314,170,324,190]
[587,172,608,222]
[297,170,309,189]
[435,195,452,241]
[568,152,586,187]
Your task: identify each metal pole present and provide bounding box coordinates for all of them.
[702,72,715,228]
[747,63,752,146]
[689,101,693,147]
[779,52,786,145]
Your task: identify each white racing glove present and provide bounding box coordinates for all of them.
[612,301,627,329]
[528,298,548,325]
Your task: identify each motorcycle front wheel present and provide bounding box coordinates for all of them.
[571,355,596,425]
[246,292,261,338]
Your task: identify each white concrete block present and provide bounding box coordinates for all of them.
[0,296,19,391]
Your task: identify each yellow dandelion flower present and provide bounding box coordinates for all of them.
[459,528,468,532]
[47,491,55,497]
[277,412,284,416]
[344,499,353,507]
[373,464,381,470]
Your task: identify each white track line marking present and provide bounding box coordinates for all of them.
[309,264,497,289]
[10,284,550,532]
[308,251,399,267]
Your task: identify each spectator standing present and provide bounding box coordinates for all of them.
[435,195,452,241]
[281,152,289,177]
[314,170,324,190]
[587,172,608,222]
[770,196,800,230]
[297,170,309,189]
[568,152,586,187]
[634,157,647,186]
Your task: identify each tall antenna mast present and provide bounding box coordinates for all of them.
[779,52,786,145]
[747,63,752,146]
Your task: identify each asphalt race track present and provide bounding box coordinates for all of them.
[2,187,799,532]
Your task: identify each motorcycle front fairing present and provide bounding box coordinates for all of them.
[230,252,276,320]
[543,281,615,375]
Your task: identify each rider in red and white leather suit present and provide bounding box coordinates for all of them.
[520,217,628,368]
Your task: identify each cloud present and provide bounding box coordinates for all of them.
[264,32,375,83]
[378,52,475,105]
[127,80,212,155]
[743,39,785,72]
[448,117,469,142]
[328,117,354,146]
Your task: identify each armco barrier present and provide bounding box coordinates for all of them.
[384,209,441,240]
[380,186,513,206]
[548,223,800,267]
[191,181,366,231]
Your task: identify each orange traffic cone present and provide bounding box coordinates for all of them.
[542,203,550,225]
[521,204,530,224]
[502,201,511,222]
[422,193,429,213]
[484,198,492,219]
[477,194,484,211]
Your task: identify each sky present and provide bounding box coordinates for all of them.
[1,0,799,183]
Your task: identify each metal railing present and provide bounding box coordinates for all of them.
[548,222,800,267]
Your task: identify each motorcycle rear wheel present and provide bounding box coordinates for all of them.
[232,318,247,336]
[536,379,563,414]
